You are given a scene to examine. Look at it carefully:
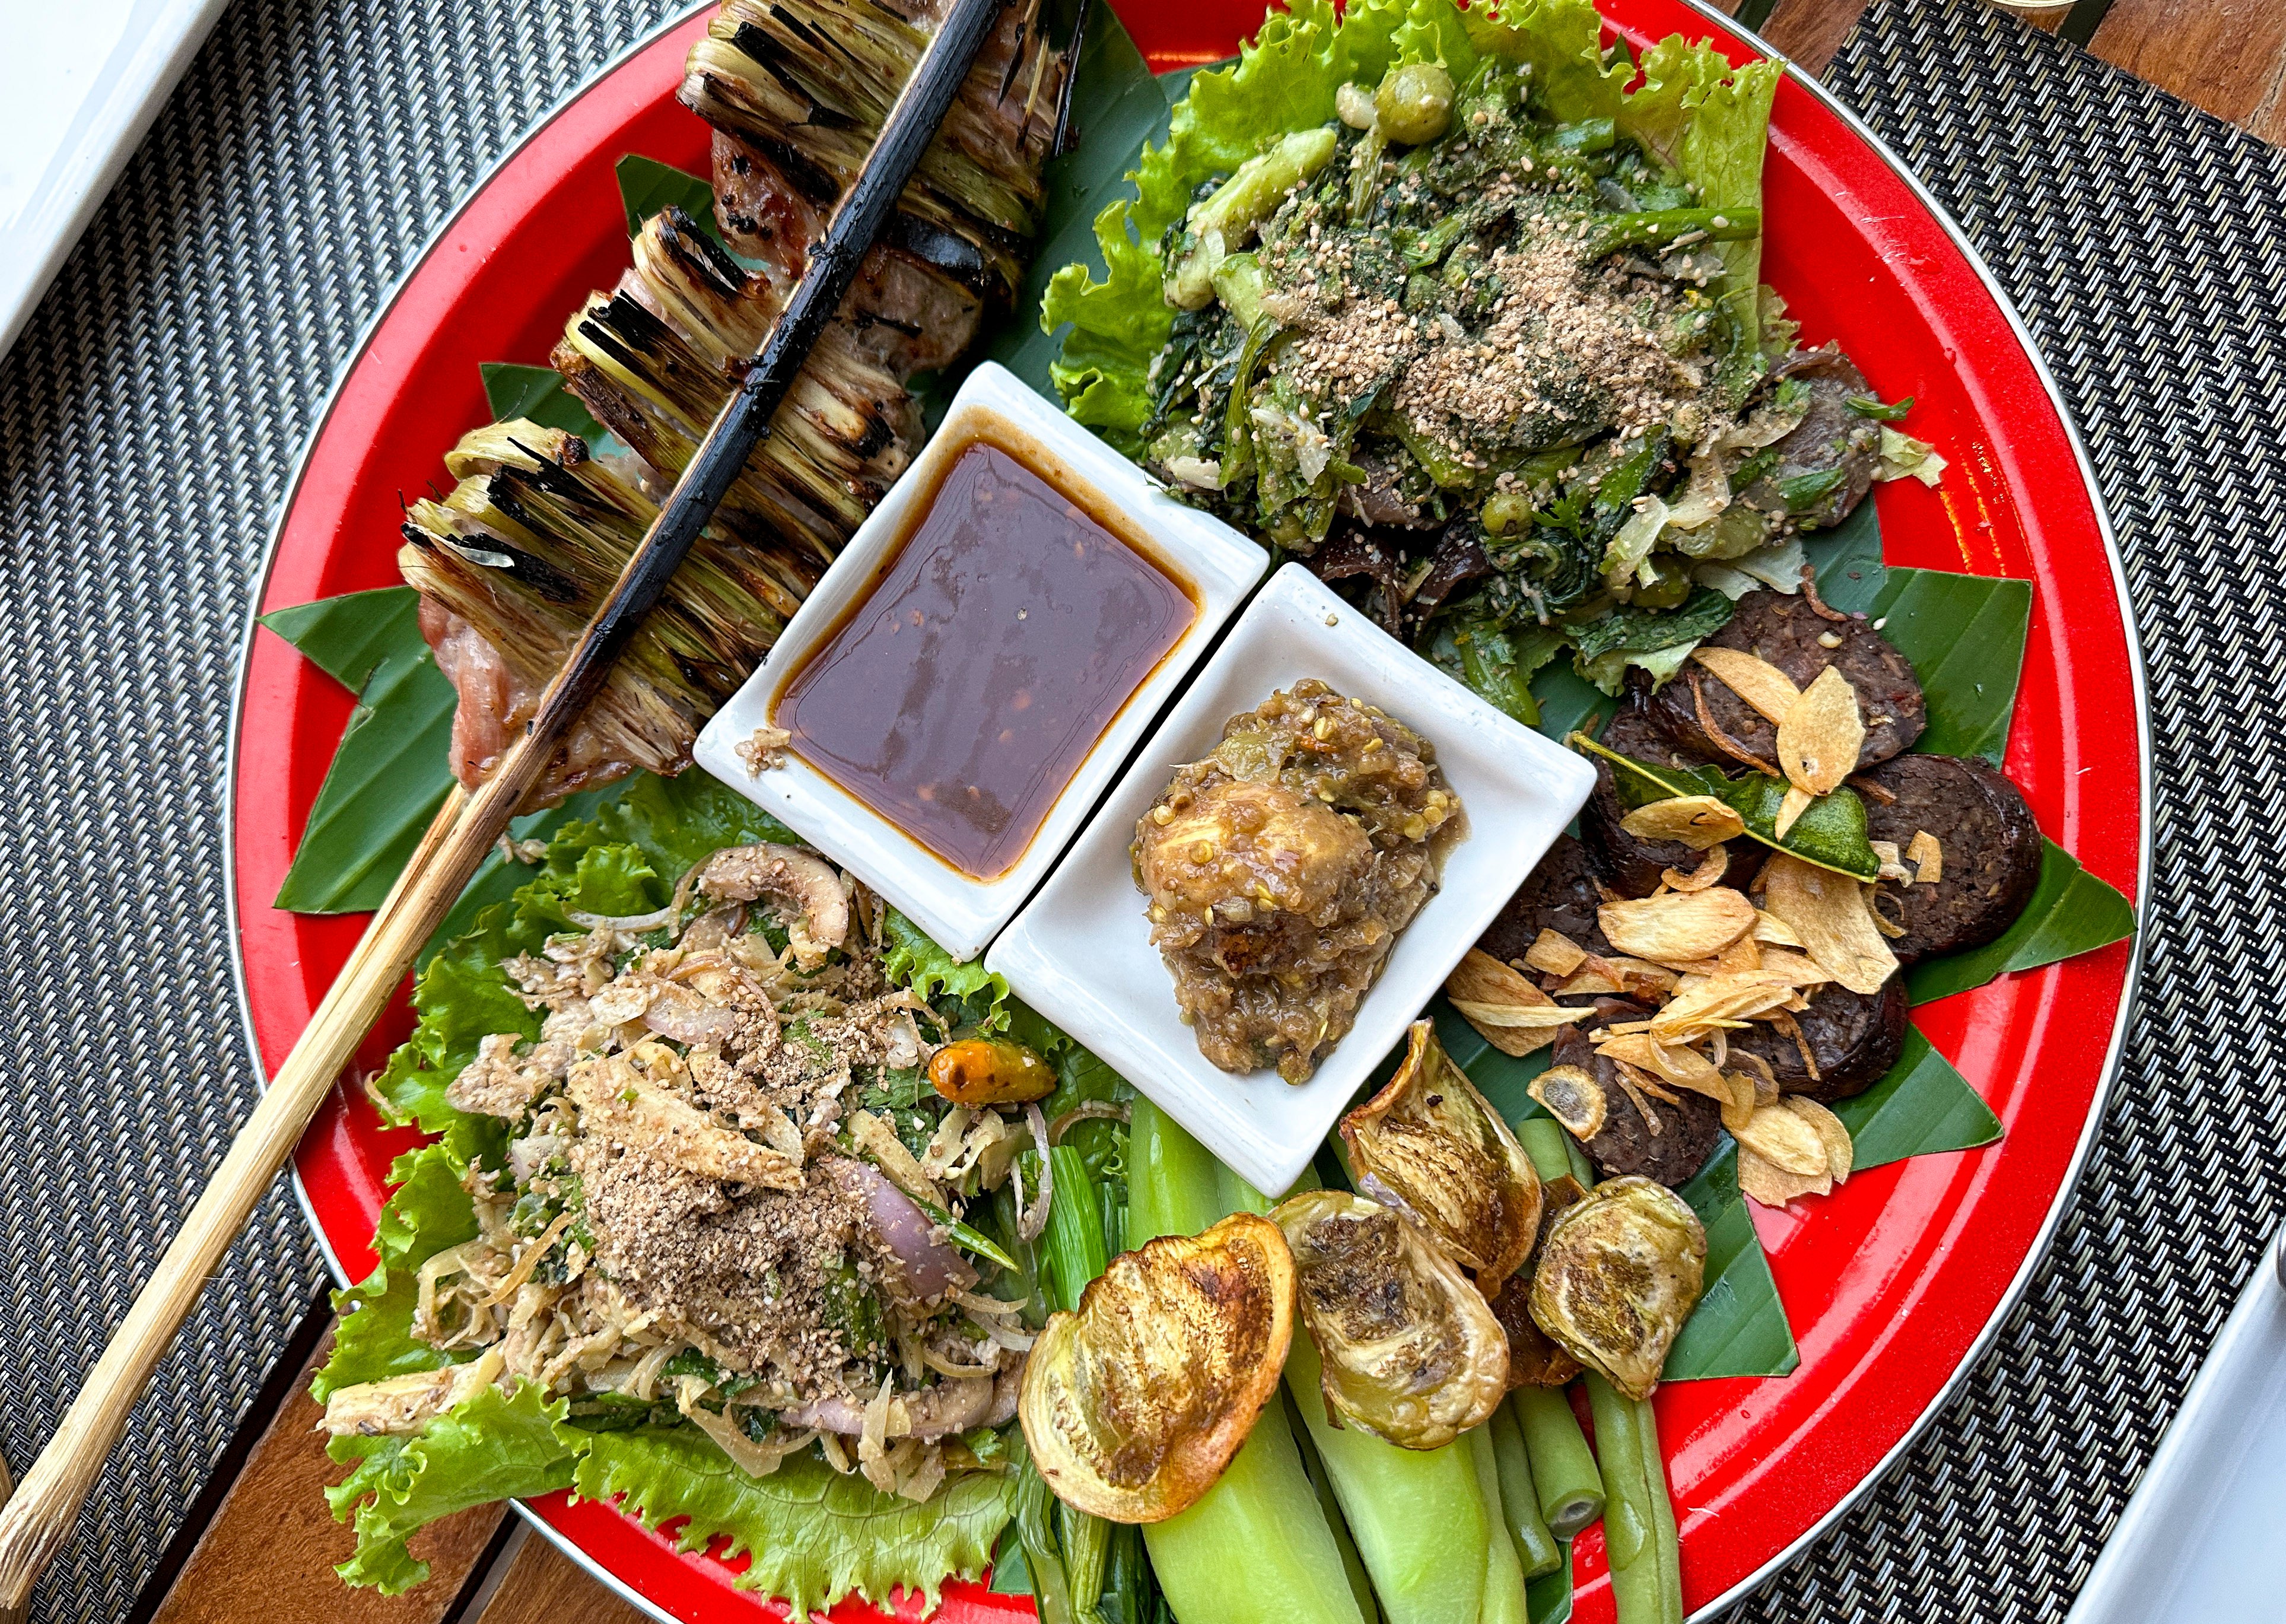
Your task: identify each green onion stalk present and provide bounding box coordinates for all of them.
[1130,1101,1368,1624]
[1038,1146,1116,1622]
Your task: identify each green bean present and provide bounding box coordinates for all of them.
[1285,1334,1489,1624]
[1584,1375,1681,1624]
[1639,1393,1683,1610]
[1515,1118,1576,1186]
[1489,1405,1562,1579]
[1465,1426,1531,1624]
[1511,1387,1604,1538]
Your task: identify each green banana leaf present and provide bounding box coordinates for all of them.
[1857,569,2030,764]
[479,361,608,443]
[615,153,722,240]
[1666,1142,1798,1380]
[1830,1025,2000,1171]
[1905,838,2137,1005]
[259,588,457,914]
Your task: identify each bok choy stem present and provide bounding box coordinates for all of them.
[1283,1333,1491,1624]
[1465,1426,1531,1624]
[1128,1101,1366,1624]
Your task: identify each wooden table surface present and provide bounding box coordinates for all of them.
[89,2,2279,1620]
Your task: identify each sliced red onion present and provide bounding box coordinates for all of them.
[823,1156,976,1300]
[1048,1101,1128,1143]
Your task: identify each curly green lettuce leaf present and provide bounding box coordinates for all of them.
[882,906,1013,1029]
[576,1426,1015,1619]
[311,1139,484,1403]
[1041,0,1420,446]
[1615,36,1781,363]
[326,1381,581,1593]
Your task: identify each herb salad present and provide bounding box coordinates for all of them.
[1043,0,1945,716]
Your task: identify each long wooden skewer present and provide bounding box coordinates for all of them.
[0,0,1011,1600]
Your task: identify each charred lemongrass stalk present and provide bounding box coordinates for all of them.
[681,0,1064,306]
[400,421,800,792]
[555,210,918,562]
[1127,1101,1366,1624]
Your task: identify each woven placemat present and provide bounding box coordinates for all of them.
[0,0,2266,1617]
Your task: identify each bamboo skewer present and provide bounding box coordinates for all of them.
[0,0,1011,1601]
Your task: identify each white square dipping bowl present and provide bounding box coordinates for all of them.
[988,564,1597,1196]
[692,361,1267,962]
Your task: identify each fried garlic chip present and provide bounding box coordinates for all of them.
[1759,853,1898,994]
[1342,1020,1543,1293]
[1273,1190,1509,1447]
[1691,646,1800,723]
[1776,666,1867,797]
[1528,1177,1707,1401]
[1619,795,1746,851]
[1020,1214,1295,1523]
[1597,886,1758,965]
[1446,948,1593,1058]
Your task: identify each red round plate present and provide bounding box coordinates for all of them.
[227,4,2145,1619]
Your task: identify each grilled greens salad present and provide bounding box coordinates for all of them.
[1043,0,1943,713]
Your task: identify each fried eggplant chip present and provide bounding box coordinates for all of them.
[1272,1190,1509,1447]
[1019,1213,1295,1523]
[1341,1020,1543,1294]
[1528,1176,1707,1400]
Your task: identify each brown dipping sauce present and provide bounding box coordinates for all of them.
[775,435,1196,879]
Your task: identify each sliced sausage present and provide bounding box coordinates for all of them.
[1479,833,1613,963]
[1579,698,1765,898]
[1553,1005,1721,1189]
[1859,752,2044,964]
[1734,347,1884,532]
[1647,589,1924,771]
[1728,977,1907,1103]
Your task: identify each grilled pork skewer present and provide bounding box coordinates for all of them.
[0,0,1013,1598]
